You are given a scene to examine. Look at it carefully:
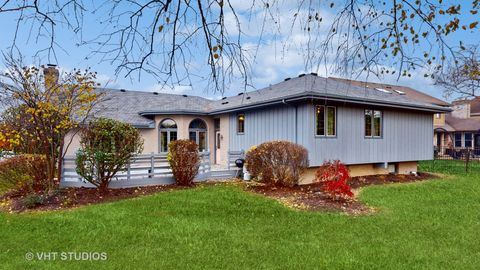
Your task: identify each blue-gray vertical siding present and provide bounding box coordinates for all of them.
[229,105,296,150]
[229,103,434,166]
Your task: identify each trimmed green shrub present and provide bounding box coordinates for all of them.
[167,140,200,186]
[0,154,49,194]
[245,141,309,186]
[75,118,143,193]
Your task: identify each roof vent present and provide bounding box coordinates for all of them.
[246,96,251,100]
[153,92,159,95]
[375,88,391,94]
[238,92,244,96]
[182,94,188,97]
[221,97,227,100]
[284,77,291,81]
[310,72,318,76]
[393,89,406,95]
[120,89,126,92]
[221,101,229,105]
[298,73,306,77]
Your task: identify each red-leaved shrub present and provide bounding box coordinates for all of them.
[0,154,49,194]
[315,160,353,199]
[245,141,309,186]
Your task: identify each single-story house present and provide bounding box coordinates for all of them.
[64,73,450,180]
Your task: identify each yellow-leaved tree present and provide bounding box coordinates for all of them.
[0,57,102,189]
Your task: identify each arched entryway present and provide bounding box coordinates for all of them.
[159,118,177,152]
[189,118,207,152]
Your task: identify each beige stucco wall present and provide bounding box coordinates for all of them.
[154,115,216,163]
[397,161,418,175]
[299,161,418,185]
[63,114,231,166]
[63,128,159,156]
[140,128,158,154]
[348,164,390,177]
[217,114,230,165]
[433,113,445,127]
[64,130,82,156]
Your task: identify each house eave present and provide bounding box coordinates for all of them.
[209,92,452,114]
[139,110,208,116]
[132,122,156,129]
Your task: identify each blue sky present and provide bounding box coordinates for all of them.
[0,0,478,101]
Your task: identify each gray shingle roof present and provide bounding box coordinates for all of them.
[92,74,450,127]
[328,77,450,107]
[93,88,211,127]
[209,74,450,113]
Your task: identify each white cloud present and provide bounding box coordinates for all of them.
[146,83,193,94]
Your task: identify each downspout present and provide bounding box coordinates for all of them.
[282,99,298,144]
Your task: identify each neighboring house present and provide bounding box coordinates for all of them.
[434,97,480,156]
[64,73,450,179]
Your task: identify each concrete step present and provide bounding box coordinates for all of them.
[209,170,238,179]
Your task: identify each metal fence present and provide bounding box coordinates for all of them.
[425,146,480,173]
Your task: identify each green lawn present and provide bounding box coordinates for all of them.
[420,159,480,174]
[1,163,479,269]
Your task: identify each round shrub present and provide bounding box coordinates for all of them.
[75,118,144,193]
[167,140,200,186]
[245,141,309,186]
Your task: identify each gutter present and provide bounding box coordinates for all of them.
[139,110,208,116]
[132,122,156,129]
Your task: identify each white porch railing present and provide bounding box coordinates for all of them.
[227,150,245,170]
[61,152,212,188]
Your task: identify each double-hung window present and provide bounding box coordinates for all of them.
[365,109,382,138]
[454,133,462,148]
[315,105,336,136]
[465,133,473,148]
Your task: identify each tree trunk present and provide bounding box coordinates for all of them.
[56,140,64,187]
[98,181,110,195]
[45,156,55,190]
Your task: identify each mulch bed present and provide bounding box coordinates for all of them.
[348,172,436,188]
[247,172,438,215]
[247,183,372,215]
[0,184,191,213]
[1,173,438,214]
